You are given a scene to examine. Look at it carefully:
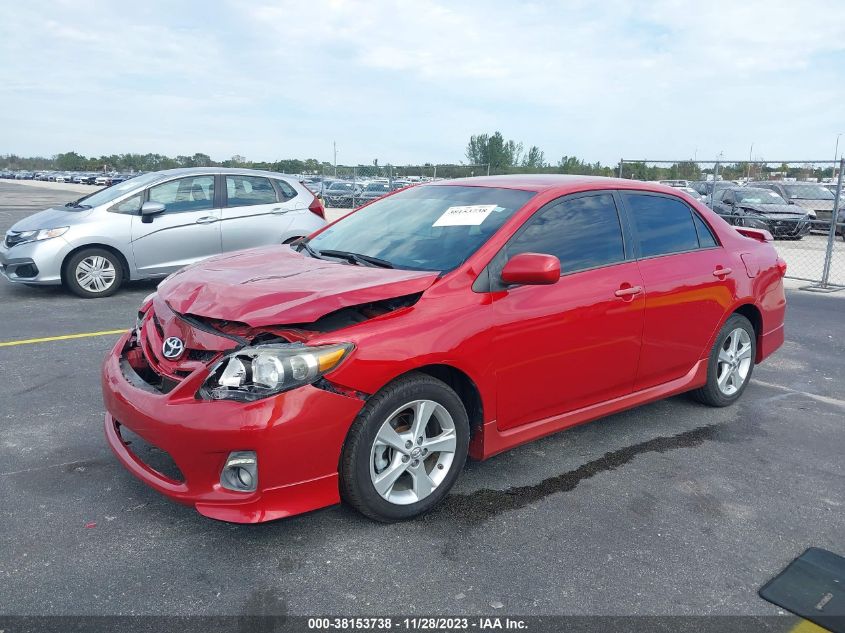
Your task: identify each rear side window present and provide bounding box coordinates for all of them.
[623,193,699,258]
[507,193,625,274]
[275,179,297,201]
[692,213,718,247]
[226,175,278,207]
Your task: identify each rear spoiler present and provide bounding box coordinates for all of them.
[735,227,773,243]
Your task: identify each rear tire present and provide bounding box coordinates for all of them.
[64,248,123,298]
[340,373,469,522]
[690,314,756,407]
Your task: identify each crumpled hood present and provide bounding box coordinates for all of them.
[737,203,807,218]
[157,245,439,327]
[11,206,94,231]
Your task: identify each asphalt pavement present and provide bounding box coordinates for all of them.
[0,181,843,619]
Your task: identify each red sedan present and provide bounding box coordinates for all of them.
[101,175,786,523]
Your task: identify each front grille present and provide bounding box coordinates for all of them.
[187,349,217,362]
[117,423,184,483]
[121,305,223,394]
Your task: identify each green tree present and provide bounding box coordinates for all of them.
[522,146,545,168]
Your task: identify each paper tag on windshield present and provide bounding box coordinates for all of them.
[433,204,497,227]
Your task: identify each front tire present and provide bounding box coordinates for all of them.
[690,314,756,407]
[340,373,469,522]
[64,248,123,298]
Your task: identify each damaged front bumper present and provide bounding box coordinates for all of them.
[101,330,365,523]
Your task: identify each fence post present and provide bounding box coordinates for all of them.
[819,158,844,288]
[710,161,720,208]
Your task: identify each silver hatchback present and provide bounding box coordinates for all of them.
[0,168,327,298]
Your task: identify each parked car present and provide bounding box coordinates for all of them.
[673,186,706,203]
[691,180,733,205]
[95,174,113,186]
[0,168,326,298]
[106,174,132,186]
[658,179,690,188]
[101,175,787,523]
[712,187,811,239]
[324,181,362,207]
[355,181,392,206]
[746,181,844,229]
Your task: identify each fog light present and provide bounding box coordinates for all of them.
[220,451,257,492]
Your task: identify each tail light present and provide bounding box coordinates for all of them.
[309,196,325,220]
[776,257,787,278]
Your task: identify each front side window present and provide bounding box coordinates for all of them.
[148,176,215,213]
[506,193,625,274]
[111,193,142,214]
[308,185,534,271]
[623,193,700,258]
[226,175,278,207]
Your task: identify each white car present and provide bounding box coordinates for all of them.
[1,168,328,298]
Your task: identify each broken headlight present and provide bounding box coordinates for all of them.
[199,343,353,402]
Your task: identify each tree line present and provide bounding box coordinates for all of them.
[3,140,837,182]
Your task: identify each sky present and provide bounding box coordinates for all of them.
[2,0,845,167]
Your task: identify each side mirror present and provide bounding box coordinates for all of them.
[140,201,166,223]
[501,253,560,286]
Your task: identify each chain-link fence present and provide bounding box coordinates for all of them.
[618,158,845,290]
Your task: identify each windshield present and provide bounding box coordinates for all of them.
[70,173,159,208]
[736,189,786,205]
[365,183,390,192]
[782,184,835,200]
[308,185,535,271]
[329,183,354,191]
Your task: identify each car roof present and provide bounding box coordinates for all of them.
[427,174,688,195]
[141,167,297,181]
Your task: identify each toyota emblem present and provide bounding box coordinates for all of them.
[161,337,185,360]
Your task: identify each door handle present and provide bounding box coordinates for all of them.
[271,207,288,214]
[712,267,732,277]
[195,216,218,224]
[614,285,643,298]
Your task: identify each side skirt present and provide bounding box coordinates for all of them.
[470,359,709,460]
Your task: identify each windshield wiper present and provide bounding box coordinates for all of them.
[318,250,394,268]
[64,201,90,209]
[296,240,324,260]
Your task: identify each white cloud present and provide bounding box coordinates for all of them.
[1,0,844,164]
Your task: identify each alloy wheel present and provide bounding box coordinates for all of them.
[716,327,753,396]
[369,399,457,505]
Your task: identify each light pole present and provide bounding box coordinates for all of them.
[746,143,753,181]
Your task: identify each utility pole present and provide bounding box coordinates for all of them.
[333,141,337,178]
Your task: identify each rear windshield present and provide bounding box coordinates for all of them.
[308,185,535,271]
